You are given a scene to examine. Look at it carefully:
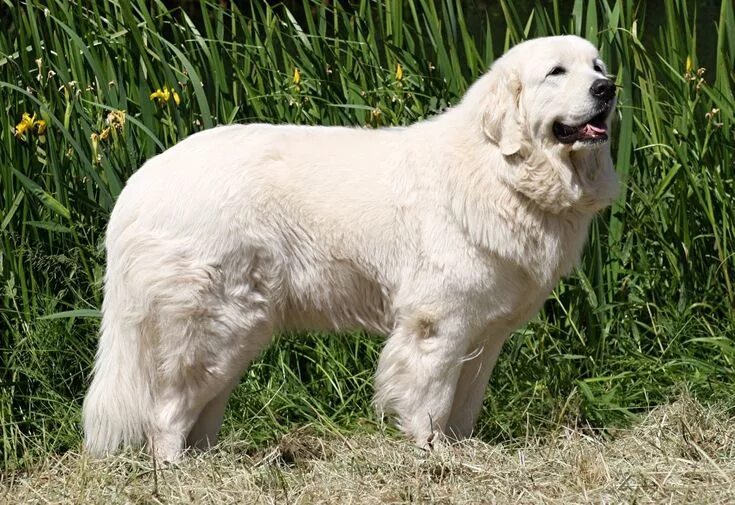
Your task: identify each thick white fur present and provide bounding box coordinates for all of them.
[83,35,619,460]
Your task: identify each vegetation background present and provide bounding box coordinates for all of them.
[0,0,733,476]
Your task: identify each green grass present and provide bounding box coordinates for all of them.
[1,0,734,469]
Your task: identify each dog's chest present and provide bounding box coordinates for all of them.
[468,205,590,286]
[512,215,590,284]
[436,209,592,330]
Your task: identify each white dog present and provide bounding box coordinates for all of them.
[83,35,619,461]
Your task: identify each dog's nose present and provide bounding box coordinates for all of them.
[590,79,615,101]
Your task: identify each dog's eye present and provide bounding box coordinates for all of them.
[547,66,566,77]
[593,63,603,73]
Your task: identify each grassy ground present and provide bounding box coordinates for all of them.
[3,394,734,504]
[1,1,735,500]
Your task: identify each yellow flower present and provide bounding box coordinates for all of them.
[15,113,36,137]
[685,55,693,74]
[292,68,301,85]
[15,113,47,138]
[35,120,47,135]
[106,110,126,130]
[395,63,403,81]
[150,86,170,103]
[150,86,180,105]
[90,109,126,160]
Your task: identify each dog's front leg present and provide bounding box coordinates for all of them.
[445,334,507,439]
[373,313,471,447]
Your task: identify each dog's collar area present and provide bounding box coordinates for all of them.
[553,107,611,144]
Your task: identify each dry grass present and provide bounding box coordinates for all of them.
[3,396,735,504]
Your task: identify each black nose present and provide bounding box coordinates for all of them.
[590,78,615,101]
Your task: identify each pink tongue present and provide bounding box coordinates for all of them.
[581,123,606,137]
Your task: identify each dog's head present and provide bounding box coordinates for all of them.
[465,35,620,213]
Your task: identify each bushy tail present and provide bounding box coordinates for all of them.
[82,283,154,456]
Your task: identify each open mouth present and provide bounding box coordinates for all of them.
[553,108,611,145]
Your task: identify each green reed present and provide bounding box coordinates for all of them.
[0,0,732,466]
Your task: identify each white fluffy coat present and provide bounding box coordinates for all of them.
[83,35,619,461]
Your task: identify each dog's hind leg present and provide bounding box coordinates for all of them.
[148,249,278,462]
[151,308,274,462]
[185,378,237,450]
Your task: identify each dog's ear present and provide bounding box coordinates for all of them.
[482,68,523,156]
